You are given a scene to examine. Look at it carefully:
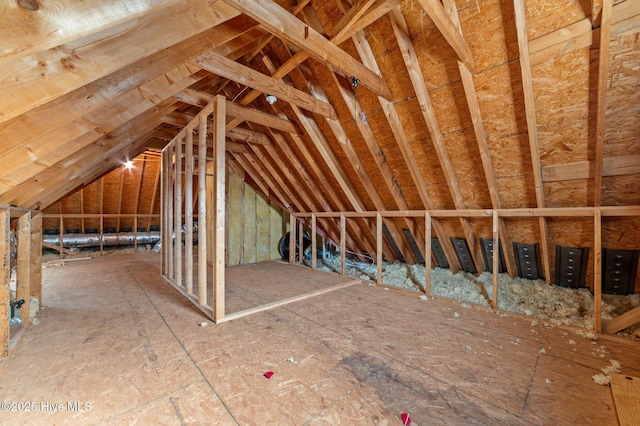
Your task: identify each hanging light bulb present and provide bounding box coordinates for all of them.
[265,94,278,105]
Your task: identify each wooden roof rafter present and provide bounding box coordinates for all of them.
[257,128,364,253]
[0,1,240,125]
[324,67,427,265]
[415,0,474,72]
[292,60,418,263]
[0,66,206,198]
[190,49,338,119]
[256,52,390,259]
[593,0,613,207]
[389,6,490,273]
[513,0,551,282]
[7,99,179,209]
[439,0,517,276]
[348,29,462,272]
[222,0,392,101]
[244,0,312,62]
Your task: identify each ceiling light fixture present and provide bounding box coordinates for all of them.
[265,94,277,105]
[124,160,134,170]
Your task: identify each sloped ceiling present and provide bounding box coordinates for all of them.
[1,0,639,274]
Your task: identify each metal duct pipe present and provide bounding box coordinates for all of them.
[43,232,161,249]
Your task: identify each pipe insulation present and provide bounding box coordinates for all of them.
[43,232,161,248]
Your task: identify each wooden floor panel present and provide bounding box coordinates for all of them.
[0,252,638,424]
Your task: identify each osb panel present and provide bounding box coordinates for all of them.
[459,0,519,72]
[543,179,590,208]
[312,116,377,212]
[457,178,492,209]
[102,172,121,215]
[603,32,640,157]
[474,62,527,142]
[60,191,82,232]
[82,181,101,231]
[425,183,456,210]
[429,83,471,135]
[522,0,590,40]
[442,132,489,184]
[488,134,532,180]
[495,175,537,209]
[502,218,540,250]
[355,109,424,209]
[120,165,142,226]
[362,18,417,102]
[602,174,640,206]
[335,117,401,210]
[400,3,460,90]
[602,217,640,249]
[534,48,591,165]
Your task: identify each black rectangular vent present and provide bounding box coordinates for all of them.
[480,238,506,273]
[555,245,589,289]
[431,238,449,269]
[451,237,477,274]
[382,224,405,263]
[513,242,544,280]
[402,229,425,264]
[602,249,639,295]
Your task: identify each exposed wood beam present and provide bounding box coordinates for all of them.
[332,0,405,43]
[331,0,378,41]
[0,67,207,192]
[541,155,640,182]
[0,0,180,66]
[6,100,178,208]
[391,6,493,272]
[222,0,392,100]
[0,1,239,125]
[191,50,337,119]
[415,0,474,71]
[227,0,403,132]
[164,101,299,135]
[233,153,288,209]
[265,35,391,260]
[0,19,253,160]
[439,0,516,276]
[244,0,312,62]
[259,130,356,252]
[350,30,461,271]
[227,127,270,145]
[31,127,160,210]
[325,67,427,264]
[297,63,416,263]
[593,0,613,207]
[258,54,386,259]
[225,101,299,134]
[513,0,551,282]
[528,3,640,65]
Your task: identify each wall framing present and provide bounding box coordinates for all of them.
[161,96,226,322]
[0,205,42,358]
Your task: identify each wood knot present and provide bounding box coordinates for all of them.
[18,0,40,11]
[60,56,76,72]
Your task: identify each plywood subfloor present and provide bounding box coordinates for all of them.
[1,252,639,424]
